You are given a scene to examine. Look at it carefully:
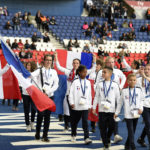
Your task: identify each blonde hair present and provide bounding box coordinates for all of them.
[127,73,136,80]
[105,56,114,63]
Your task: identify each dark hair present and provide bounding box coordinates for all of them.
[25,61,37,72]
[133,60,140,69]
[103,66,113,72]
[44,54,53,61]
[73,58,81,64]
[96,59,104,68]
[76,65,87,76]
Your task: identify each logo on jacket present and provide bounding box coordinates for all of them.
[77,86,80,90]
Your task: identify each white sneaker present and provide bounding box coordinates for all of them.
[30,122,35,130]
[114,134,123,143]
[26,125,31,132]
[63,128,69,133]
[71,136,76,143]
[84,138,92,144]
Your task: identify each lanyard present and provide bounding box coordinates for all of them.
[95,70,100,83]
[129,87,136,106]
[45,69,50,81]
[79,78,86,96]
[111,73,115,81]
[145,79,150,94]
[103,80,112,98]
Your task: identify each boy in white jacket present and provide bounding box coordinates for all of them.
[93,66,120,150]
[115,73,144,150]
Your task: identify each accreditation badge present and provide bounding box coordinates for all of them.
[131,108,140,118]
[79,96,86,105]
[103,99,111,110]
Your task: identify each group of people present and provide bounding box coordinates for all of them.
[82,20,118,39]
[1,46,150,150]
[21,51,150,150]
[4,11,34,31]
[35,10,57,32]
[85,0,132,20]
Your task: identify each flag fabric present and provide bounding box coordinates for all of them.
[1,40,56,112]
[53,49,93,114]
[88,79,99,122]
[0,55,21,100]
[54,49,93,74]
[1,40,30,78]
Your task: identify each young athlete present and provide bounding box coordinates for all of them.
[32,54,59,142]
[115,73,144,150]
[96,56,126,143]
[54,52,96,132]
[137,64,150,149]
[22,62,37,131]
[93,66,120,150]
[69,65,92,144]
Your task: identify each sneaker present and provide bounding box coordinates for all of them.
[42,137,50,142]
[71,136,76,143]
[84,138,92,145]
[30,122,35,130]
[137,138,147,147]
[63,127,69,133]
[26,125,31,132]
[35,133,40,140]
[114,134,123,143]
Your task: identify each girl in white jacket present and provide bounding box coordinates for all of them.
[69,65,92,144]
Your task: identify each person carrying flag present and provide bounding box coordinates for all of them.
[54,52,96,132]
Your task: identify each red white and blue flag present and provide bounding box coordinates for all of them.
[1,40,56,112]
[0,55,21,100]
[53,49,93,114]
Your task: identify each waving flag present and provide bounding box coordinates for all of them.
[54,49,93,74]
[54,49,93,114]
[0,55,21,99]
[1,40,56,112]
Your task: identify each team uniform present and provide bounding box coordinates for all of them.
[95,68,126,140]
[32,67,59,140]
[93,80,120,148]
[137,77,150,146]
[22,77,36,131]
[56,60,95,130]
[69,78,92,142]
[115,87,144,150]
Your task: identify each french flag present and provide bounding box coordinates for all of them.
[53,49,93,115]
[1,40,56,112]
[55,49,93,74]
[0,55,21,100]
